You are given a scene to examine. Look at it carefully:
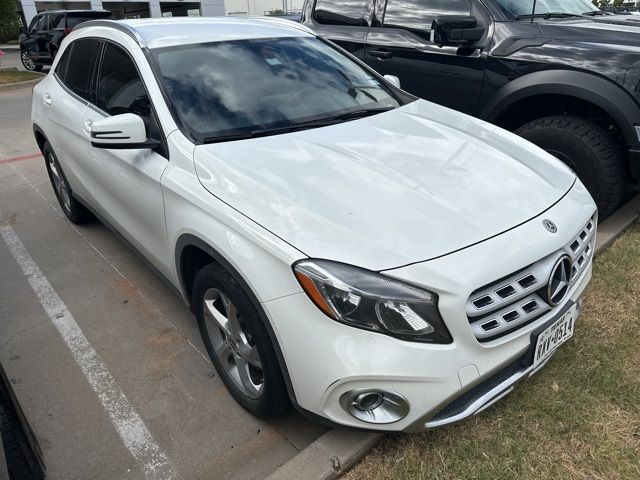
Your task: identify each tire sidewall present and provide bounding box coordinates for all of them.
[516,117,624,218]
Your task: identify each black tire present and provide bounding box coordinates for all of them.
[43,142,93,224]
[20,51,42,72]
[192,263,290,419]
[1,383,45,480]
[515,115,625,220]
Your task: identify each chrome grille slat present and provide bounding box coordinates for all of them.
[467,214,597,341]
[471,294,552,340]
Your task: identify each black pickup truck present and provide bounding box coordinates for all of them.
[302,0,640,218]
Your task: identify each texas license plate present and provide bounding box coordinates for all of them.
[533,305,576,369]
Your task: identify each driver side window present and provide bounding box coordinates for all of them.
[96,43,151,117]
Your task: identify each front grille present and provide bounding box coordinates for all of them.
[467,214,596,341]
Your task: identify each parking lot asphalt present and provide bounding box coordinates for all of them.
[0,84,327,479]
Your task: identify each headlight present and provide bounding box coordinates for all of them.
[293,259,452,344]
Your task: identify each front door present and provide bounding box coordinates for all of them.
[364,0,489,115]
[85,41,171,276]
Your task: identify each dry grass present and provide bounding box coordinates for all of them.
[0,70,42,85]
[345,223,640,480]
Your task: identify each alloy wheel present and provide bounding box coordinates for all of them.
[202,288,264,399]
[48,153,71,213]
[21,51,36,71]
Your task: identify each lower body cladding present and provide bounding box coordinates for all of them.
[263,182,596,431]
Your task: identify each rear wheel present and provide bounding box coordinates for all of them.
[20,51,42,72]
[192,263,290,418]
[43,142,93,224]
[516,115,625,219]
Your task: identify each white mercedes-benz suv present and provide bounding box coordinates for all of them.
[31,17,596,431]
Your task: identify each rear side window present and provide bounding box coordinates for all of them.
[63,39,100,100]
[54,46,71,81]
[313,0,366,26]
[383,0,472,32]
[96,43,150,117]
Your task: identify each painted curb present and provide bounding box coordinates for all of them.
[267,195,640,480]
[0,74,44,93]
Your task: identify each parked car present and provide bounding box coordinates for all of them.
[32,17,596,431]
[19,9,111,72]
[302,0,640,219]
[1,363,45,480]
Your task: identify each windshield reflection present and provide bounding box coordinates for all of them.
[153,37,405,143]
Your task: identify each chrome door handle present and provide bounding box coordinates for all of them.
[42,93,52,106]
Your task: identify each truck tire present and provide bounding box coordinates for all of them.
[0,383,45,480]
[516,115,625,219]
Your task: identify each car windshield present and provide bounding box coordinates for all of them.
[495,0,600,18]
[151,36,408,143]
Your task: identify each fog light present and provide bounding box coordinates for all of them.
[340,389,409,424]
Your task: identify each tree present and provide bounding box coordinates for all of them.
[0,0,21,43]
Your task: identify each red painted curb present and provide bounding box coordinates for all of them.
[0,152,42,165]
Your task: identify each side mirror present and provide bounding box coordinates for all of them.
[430,16,485,48]
[91,113,160,150]
[383,74,401,89]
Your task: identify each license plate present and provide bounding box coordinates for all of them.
[533,305,576,369]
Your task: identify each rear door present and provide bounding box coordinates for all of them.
[303,0,369,58]
[46,38,101,203]
[85,41,170,274]
[364,0,489,115]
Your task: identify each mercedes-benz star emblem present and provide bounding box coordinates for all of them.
[547,256,572,306]
[543,219,558,233]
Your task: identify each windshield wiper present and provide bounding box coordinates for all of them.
[202,107,394,144]
[582,10,606,16]
[517,12,582,19]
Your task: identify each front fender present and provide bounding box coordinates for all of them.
[482,69,640,148]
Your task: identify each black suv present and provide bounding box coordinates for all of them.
[19,10,111,72]
[302,0,640,218]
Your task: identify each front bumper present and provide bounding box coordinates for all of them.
[407,300,582,431]
[263,182,596,432]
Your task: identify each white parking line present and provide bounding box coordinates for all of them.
[0,225,179,480]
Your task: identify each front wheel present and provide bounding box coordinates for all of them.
[192,263,290,418]
[516,115,626,220]
[43,142,93,224]
[20,51,43,72]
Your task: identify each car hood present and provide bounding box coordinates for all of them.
[538,16,640,46]
[194,100,575,271]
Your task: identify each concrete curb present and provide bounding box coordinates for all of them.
[595,195,640,255]
[267,195,640,480]
[0,74,44,93]
[0,45,20,51]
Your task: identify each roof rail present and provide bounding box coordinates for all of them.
[73,20,146,47]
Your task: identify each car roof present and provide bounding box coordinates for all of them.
[75,17,315,49]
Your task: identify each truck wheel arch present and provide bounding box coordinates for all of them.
[482,69,640,148]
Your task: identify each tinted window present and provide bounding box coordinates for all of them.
[54,46,71,81]
[29,15,45,33]
[50,13,66,29]
[384,0,471,32]
[64,39,100,100]
[28,16,40,33]
[153,37,406,143]
[314,0,366,26]
[97,43,150,117]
